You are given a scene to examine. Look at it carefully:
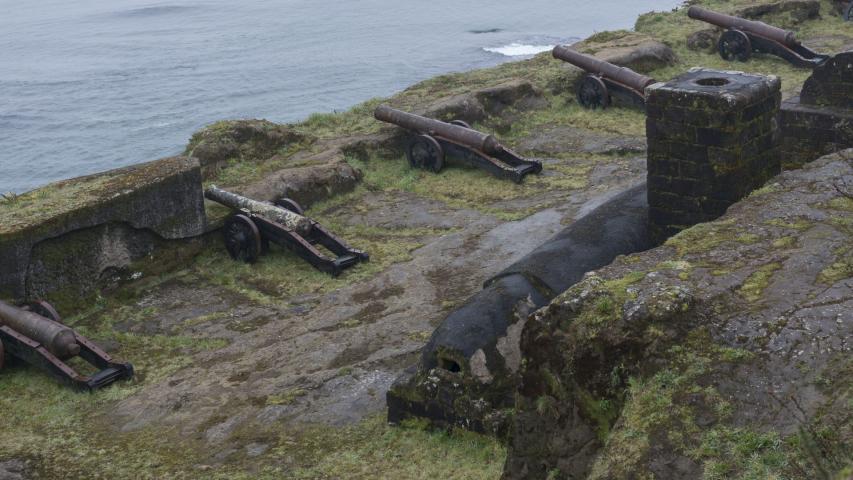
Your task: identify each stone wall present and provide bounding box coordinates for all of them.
[780,52,853,168]
[0,156,206,310]
[645,68,781,242]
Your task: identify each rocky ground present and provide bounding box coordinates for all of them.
[0,0,851,478]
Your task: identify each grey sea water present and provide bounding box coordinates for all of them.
[0,0,679,194]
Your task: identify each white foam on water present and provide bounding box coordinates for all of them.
[483,43,555,56]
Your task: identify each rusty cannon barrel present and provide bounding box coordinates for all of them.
[688,6,799,47]
[205,185,313,235]
[552,45,656,92]
[0,301,80,359]
[374,105,503,155]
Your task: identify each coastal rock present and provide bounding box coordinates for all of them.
[572,31,677,74]
[422,80,546,126]
[0,156,206,310]
[735,0,821,27]
[504,150,853,479]
[0,459,28,480]
[185,119,308,179]
[687,28,719,52]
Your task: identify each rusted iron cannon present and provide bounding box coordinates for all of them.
[0,300,134,391]
[552,45,656,110]
[688,6,829,68]
[373,105,542,184]
[205,185,368,276]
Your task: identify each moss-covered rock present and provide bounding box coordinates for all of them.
[504,150,853,479]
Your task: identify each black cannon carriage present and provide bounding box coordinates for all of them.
[0,300,134,391]
[688,6,830,68]
[552,45,656,110]
[374,105,542,184]
[205,186,368,276]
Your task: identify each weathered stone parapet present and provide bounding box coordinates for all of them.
[802,51,853,108]
[0,156,206,306]
[780,97,853,169]
[645,68,781,242]
[779,51,853,168]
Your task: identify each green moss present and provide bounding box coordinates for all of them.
[817,247,853,285]
[766,217,813,231]
[665,219,737,257]
[738,262,782,303]
[771,236,797,249]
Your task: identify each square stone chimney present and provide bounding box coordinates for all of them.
[645,68,781,241]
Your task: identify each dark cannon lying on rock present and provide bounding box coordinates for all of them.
[552,45,656,110]
[373,105,542,183]
[386,183,655,436]
[0,300,134,391]
[688,6,830,68]
[205,185,368,276]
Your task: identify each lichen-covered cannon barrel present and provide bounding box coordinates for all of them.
[387,183,655,436]
[687,6,829,68]
[373,105,541,183]
[205,185,368,275]
[551,45,655,110]
[0,300,79,359]
[0,300,134,390]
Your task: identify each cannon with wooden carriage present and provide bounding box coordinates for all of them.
[552,45,656,110]
[373,105,542,183]
[0,300,134,391]
[205,186,368,276]
[688,6,830,68]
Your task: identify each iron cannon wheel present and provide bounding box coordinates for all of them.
[846,1,853,20]
[274,197,305,216]
[449,119,471,129]
[577,75,611,110]
[0,340,4,371]
[223,214,262,263]
[406,134,445,173]
[719,29,752,62]
[23,300,62,324]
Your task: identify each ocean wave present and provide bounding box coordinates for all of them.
[483,43,554,57]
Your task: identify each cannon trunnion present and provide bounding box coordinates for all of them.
[206,186,368,276]
[0,300,134,391]
[551,45,655,110]
[374,105,542,184]
[688,6,829,68]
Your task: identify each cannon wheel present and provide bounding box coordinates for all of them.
[449,120,471,129]
[406,134,445,173]
[274,197,305,216]
[577,75,610,110]
[845,2,853,20]
[223,214,262,263]
[23,300,62,324]
[719,29,752,62]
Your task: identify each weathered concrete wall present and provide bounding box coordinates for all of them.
[646,68,781,241]
[0,156,206,308]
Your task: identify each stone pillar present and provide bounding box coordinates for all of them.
[645,68,781,241]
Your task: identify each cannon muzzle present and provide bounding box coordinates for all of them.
[688,6,799,47]
[0,301,80,359]
[374,105,503,155]
[205,185,313,235]
[552,45,656,93]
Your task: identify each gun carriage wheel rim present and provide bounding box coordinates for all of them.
[719,29,752,61]
[406,134,445,173]
[449,119,471,129]
[223,214,262,263]
[274,197,304,216]
[0,340,4,371]
[846,1,853,20]
[22,300,62,324]
[577,75,610,110]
